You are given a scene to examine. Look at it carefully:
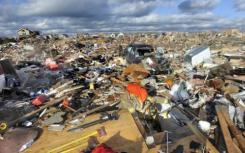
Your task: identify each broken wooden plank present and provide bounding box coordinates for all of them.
[10,96,67,127]
[70,101,120,121]
[215,105,236,153]
[55,85,84,98]
[232,138,242,153]
[219,106,245,153]
[133,116,147,138]
[223,53,245,60]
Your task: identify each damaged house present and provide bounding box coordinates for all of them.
[17,28,40,39]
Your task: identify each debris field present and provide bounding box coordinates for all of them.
[0,28,244,153]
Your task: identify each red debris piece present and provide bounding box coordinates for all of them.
[92,144,117,153]
[127,83,148,103]
[32,95,47,106]
[45,58,59,70]
[62,99,69,108]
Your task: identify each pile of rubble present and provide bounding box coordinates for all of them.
[0,28,244,153]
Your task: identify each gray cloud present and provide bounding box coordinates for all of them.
[178,0,220,13]
[2,12,244,36]
[18,0,165,18]
[0,1,19,22]
[112,1,157,17]
[18,0,109,18]
[234,0,245,11]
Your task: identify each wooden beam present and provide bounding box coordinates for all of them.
[215,105,236,153]
[219,106,245,153]
[232,138,242,153]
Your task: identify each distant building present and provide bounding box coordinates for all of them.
[17,28,40,39]
[91,34,99,39]
[110,33,116,38]
[117,32,124,38]
[57,34,69,39]
[76,33,90,39]
[42,34,54,40]
[184,46,211,66]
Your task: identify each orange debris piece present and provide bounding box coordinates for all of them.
[127,83,148,103]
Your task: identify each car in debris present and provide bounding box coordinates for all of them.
[124,44,172,74]
[124,44,154,64]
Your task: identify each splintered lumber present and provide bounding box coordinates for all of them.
[10,96,67,126]
[215,106,236,153]
[219,106,245,153]
[48,80,74,96]
[223,53,245,60]
[71,103,110,120]
[55,85,84,98]
[187,122,219,153]
[225,76,245,84]
[71,101,120,120]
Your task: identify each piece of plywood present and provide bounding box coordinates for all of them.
[25,109,148,153]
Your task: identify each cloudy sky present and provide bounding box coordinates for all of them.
[0,0,244,36]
